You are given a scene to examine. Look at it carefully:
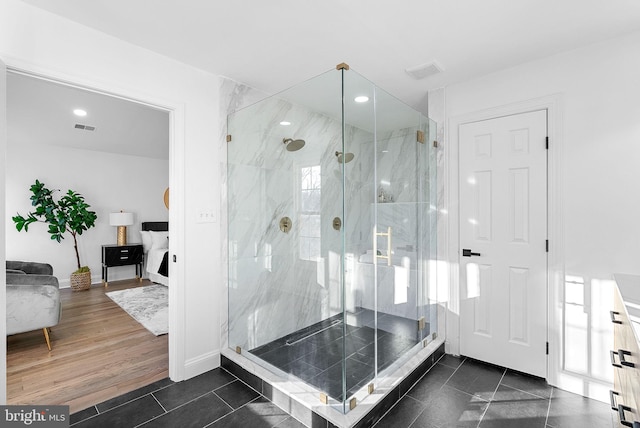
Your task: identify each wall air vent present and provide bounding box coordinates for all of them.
[74,124,96,131]
[405,61,444,80]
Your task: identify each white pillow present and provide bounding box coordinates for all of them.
[140,231,152,252]
[149,231,169,250]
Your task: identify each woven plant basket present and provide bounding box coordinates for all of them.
[70,270,91,291]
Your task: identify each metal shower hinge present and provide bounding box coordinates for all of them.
[418,316,426,331]
[433,140,439,148]
[417,130,425,144]
[226,135,232,142]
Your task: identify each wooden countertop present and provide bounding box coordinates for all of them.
[613,273,640,344]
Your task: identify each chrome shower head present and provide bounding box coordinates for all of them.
[335,151,355,164]
[283,138,306,152]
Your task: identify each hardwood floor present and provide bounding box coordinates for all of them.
[6,278,168,413]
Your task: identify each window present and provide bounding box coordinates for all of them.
[299,165,321,260]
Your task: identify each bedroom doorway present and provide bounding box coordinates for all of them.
[4,69,175,412]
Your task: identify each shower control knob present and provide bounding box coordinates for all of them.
[279,217,292,233]
[462,249,481,257]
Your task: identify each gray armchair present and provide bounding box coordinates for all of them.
[6,261,62,351]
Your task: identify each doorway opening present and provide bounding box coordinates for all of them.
[5,69,175,412]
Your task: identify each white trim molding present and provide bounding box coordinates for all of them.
[184,350,220,380]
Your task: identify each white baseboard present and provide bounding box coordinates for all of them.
[183,350,220,380]
[57,274,102,289]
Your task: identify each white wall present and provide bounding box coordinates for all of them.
[5,142,168,285]
[0,0,224,397]
[1,58,8,405]
[445,30,640,399]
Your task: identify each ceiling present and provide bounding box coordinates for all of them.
[21,0,640,112]
[7,71,170,159]
[9,0,640,158]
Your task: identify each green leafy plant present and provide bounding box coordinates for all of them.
[13,179,98,270]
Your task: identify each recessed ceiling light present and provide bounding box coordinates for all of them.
[354,96,369,103]
[280,121,291,126]
[73,109,87,117]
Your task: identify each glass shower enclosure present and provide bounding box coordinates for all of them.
[227,65,438,413]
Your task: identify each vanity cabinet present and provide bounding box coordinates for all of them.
[612,274,640,428]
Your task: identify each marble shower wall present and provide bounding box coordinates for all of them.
[227,93,353,350]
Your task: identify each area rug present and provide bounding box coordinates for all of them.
[106,284,168,336]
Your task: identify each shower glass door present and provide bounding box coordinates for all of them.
[227,69,350,407]
[342,70,438,396]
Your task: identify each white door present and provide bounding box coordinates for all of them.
[459,110,547,377]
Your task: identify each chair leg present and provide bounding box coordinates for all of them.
[42,328,52,351]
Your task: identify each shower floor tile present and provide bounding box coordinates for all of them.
[249,308,421,401]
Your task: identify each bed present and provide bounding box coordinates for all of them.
[140,221,169,286]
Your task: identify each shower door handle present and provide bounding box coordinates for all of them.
[374,226,392,266]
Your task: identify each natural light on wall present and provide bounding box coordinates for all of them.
[429,259,450,304]
[563,275,587,374]
[563,275,614,382]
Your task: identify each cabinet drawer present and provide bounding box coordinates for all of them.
[104,246,143,266]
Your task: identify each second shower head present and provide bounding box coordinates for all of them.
[283,138,306,152]
[335,151,355,164]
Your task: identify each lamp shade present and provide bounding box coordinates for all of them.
[109,212,134,226]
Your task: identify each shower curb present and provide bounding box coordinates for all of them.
[221,342,445,428]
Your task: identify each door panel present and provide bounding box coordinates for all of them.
[459,110,547,377]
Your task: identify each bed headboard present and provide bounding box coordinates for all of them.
[141,221,169,232]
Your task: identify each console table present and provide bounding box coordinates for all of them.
[101,244,143,287]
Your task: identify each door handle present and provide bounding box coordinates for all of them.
[611,349,635,368]
[617,404,634,427]
[619,349,635,368]
[462,249,481,257]
[610,390,620,411]
[610,310,623,324]
[374,226,392,266]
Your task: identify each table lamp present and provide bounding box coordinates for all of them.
[109,211,134,246]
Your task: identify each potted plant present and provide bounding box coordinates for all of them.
[13,179,98,291]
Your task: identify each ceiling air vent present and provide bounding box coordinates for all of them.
[405,61,444,80]
[74,124,96,131]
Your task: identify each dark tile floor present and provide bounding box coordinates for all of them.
[70,369,305,428]
[70,355,614,428]
[250,309,421,401]
[372,355,615,428]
